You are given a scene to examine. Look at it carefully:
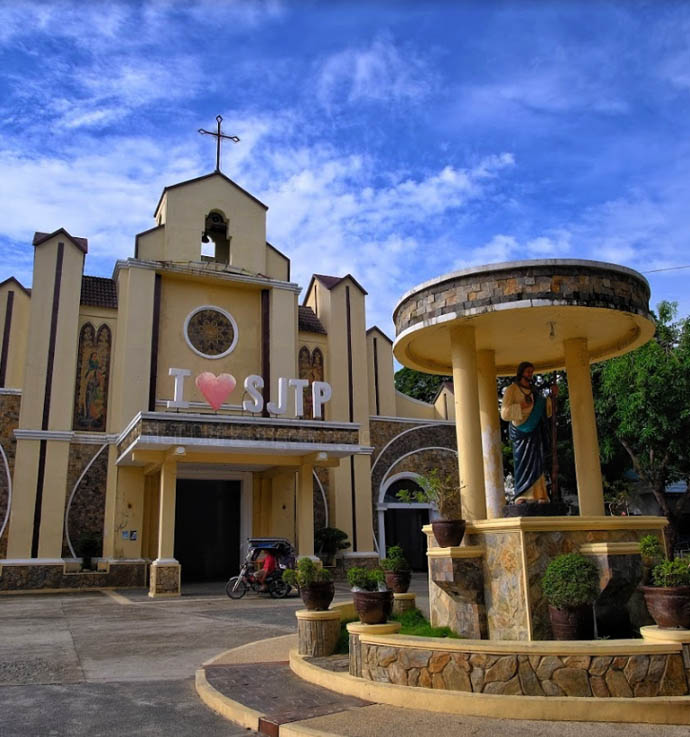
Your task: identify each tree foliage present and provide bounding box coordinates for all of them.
[394,367,451,404]
[596,301,690,546]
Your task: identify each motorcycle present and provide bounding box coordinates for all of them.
[225,537,296,600]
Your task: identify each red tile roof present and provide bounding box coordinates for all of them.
[33,229,88,253]
[298,305,326,334]
[81,276,117,309]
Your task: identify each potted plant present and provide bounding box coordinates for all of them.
[639,534,664,585]
[397,469,465,547]
[77,532,101,571]
[541,553,600,639]
[283,557,335,611]
[314,526,350,567]
[380,545,411,593]
[638,535,690,628]
[347,566,392,624]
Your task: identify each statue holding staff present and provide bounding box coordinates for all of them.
[500,361,558,504]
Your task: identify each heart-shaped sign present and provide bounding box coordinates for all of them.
[195,372,236,410]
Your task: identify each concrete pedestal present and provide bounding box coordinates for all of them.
[393,592,416,616]
[426,517,667,641]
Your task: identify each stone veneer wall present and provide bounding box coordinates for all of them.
[62,443,108,558]
[360,642,690,698]
[313,466,329,531]
[369,419,457,539]
[393,262,651,336]
[520,528,653,639]
[0,393,21,558]
[427,524,660,641]
[118,416,359,456]
[0,562,145,590]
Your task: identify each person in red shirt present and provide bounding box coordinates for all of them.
[254,550,277,591]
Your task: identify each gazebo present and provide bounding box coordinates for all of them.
[392,259,666,640]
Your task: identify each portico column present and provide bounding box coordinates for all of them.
[564,337,605,516]
[149,458,180,597]
[450,325,486,521]
[296,462,314,557]
[477,349,505,519]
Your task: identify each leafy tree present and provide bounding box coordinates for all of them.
[597,302,690,550]
[394,367,451,404]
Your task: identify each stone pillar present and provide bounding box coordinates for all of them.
[149,458,180,597]
[393,592,416,616]
[477,349,505,519]
[564,337,605,516]
[449,325,486,521]
[296,609,341,656]
[296,461,314,557]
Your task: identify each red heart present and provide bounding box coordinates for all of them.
[195,372,236,410]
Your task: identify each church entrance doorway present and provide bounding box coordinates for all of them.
[377,474,432,572]
[383,507,429,571]
[174,479,241,582]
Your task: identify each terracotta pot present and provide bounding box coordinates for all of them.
[352,590,393,624]
[431,519,466,548]
[640,586,690,629]
[548,604,594,640]
[384,570,411,594]
[300,581,335,611]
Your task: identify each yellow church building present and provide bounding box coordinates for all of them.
[0,170,458,596]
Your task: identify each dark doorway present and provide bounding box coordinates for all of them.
[174,479,241,582]
[384,507,429,571]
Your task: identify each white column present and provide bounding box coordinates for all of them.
[450,325,487,521]
[477,349,505,518]
[564,337,605,516]
[296,462,315,557]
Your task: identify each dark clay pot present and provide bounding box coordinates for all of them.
[431,519,466,548]
[548,604,594,640]
[384,570,411,594]
[353,590,393,624]
[640,586,690,629]
[300,581,335,611]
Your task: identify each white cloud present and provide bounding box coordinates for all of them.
[316,35,436,109]
[452,230,571,271]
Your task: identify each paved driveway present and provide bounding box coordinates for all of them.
[0,584,309,737]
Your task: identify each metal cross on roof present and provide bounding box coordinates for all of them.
[198,115,240,172]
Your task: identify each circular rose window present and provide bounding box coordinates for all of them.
[184,306,238,359]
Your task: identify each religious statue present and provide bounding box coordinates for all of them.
[500,361,557,504]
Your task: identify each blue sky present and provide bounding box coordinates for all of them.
[1,1,689,336]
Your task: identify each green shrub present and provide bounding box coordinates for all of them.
[315,527,350,556]
[380,545,410,573]
[77,532,101,559]
[652,557,690,587]
[639,535,664,565]
[541,553,600,608]
[347,566,386,591]
[283,557,332,588]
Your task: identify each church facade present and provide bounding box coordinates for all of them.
[0,172,457,596]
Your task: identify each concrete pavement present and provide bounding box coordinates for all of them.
[4,576,686,737]
[0,582,306,736]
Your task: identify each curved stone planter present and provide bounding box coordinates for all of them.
[351,631,690,699]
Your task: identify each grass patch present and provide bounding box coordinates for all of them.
[335,616,358,654]
[393,608,460,639]
[334,608,458,653]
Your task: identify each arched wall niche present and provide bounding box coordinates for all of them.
[73,323,111,432]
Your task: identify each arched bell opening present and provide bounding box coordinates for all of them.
[200,209,230,263]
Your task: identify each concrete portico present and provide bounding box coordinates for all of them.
[113,412,371,596]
